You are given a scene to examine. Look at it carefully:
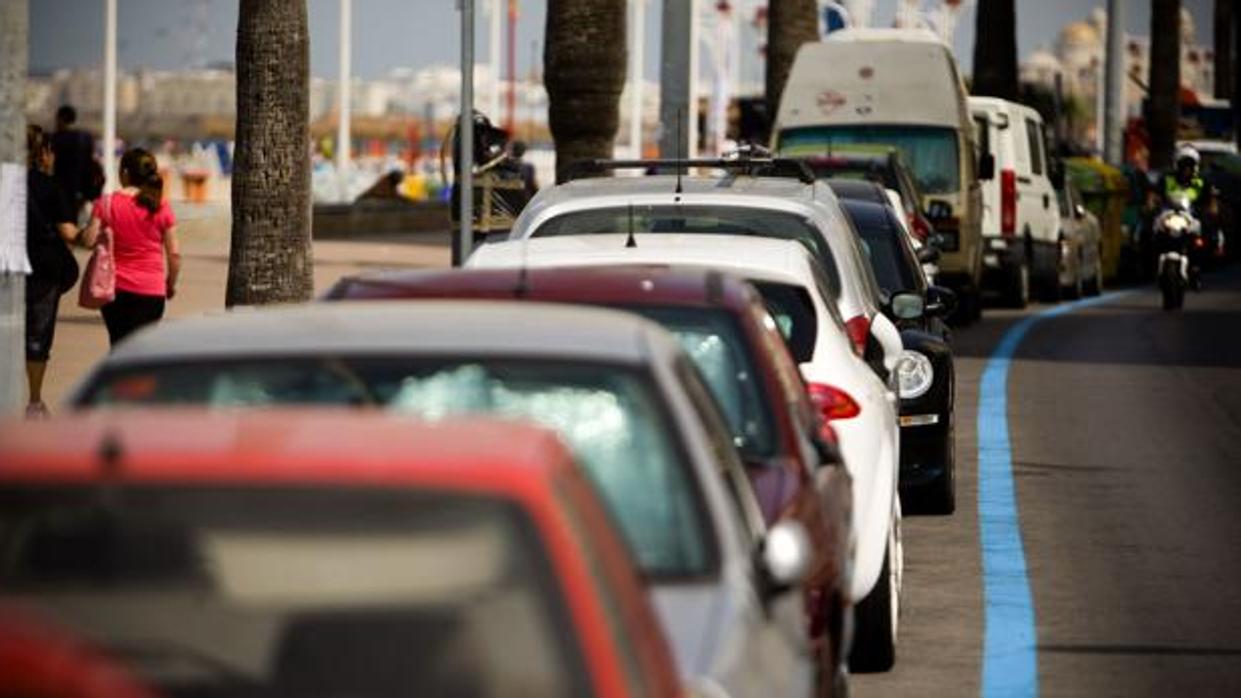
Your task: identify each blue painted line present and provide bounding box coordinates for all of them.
[978,291,1131,698]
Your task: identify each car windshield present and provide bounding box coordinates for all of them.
[624,305,775,459]
[0,486,591,698]
[533,204,842,296]
[845,205,920,294]
[82,359,713,578]
[750,282,819,363]
[781,125,961,194]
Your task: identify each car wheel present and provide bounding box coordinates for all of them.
[1003,261,1030,309]
[848,531,898,673]
[919,423,956,515]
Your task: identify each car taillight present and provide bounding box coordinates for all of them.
[1001,168,1016,237]
[808,382,862,421]
[908,213,931,243]
[844,315,870,357]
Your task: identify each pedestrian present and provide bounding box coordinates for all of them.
[50,105,99,222]
[83,148,181,347]
[24,125,90,418]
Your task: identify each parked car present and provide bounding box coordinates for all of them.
[500,162,904,384]
[826,179,941,284]
[836,197,958,514]
[774,28,988,322]
[468,234,904,672]
[800,149,936,244]
[1057,177,1104,298]
[66,302,819,696]
[0,411,686,698]
[970,96,1061,306]
[328,264,857,692]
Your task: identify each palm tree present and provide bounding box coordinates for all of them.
[1214,0,1232,100]
[544,0,627,183]
[1148,0,1181,171]
[972,0,1018,101]
[766,0,819,117]
[227,0,313,306]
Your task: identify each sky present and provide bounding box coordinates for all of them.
[28,0,1217,82]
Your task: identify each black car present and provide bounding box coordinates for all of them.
[803,150,936,244]
[837,194,958,515]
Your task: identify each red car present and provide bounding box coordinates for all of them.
[0,411,682,698]
[328,265,856,690]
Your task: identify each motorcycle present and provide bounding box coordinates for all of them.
[1152,195,1201,310]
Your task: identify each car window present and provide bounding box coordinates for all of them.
[0,485,593,698]
[845,204,921,294]
[83,359,716,579]
[623,305,776,459]
[782,125,961,194]
[751,281,819,363]
[1026,118,1044,176]
[533,204,842,297]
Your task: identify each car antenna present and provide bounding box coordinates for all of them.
[626,202,637,248]
[675,108,684,195]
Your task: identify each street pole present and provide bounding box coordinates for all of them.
[337,0,352,196]
[1103,0,1125,165]
[488,0,501,120]
[103,0,117,191]
[629,0,646,158]
[505,0,517,133]
[659,0,696,158]
[0,0,27,413]
[458,0,475,266]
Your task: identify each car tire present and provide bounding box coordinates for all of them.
[1084,254,1103,297]
[849,534,898,673]
[918,424,956,515]
[1002,261,1030,309]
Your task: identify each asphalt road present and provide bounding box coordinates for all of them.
[856,264,1241,697]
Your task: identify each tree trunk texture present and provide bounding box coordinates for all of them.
[972,0,1018,101]
[227,0,313,306]
[1215,0,1233,100]
[544,0,626,183]
[766,0,820,118]
[1234,2,1241,149]
[0,0,27,412]
[1148,0,1181,171]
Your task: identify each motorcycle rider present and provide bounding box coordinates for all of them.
[1163,145,1206,209]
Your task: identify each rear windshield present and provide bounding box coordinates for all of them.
[809,163,899,191]
[751,281,819,363]
[533,204,841,296]
[0,486,591,698]
[843,203,920,294]
[781,125,961,194]
[81,359,714,579]
[624,305,775,458]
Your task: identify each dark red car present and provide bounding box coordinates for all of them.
[327,265,856,689]
[0,411,683,698]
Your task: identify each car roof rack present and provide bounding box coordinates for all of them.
[562,157,816,185]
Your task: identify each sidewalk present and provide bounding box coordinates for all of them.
[41,204,451,409]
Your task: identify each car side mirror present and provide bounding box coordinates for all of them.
[978,152,996,181]
[1074,203,1087,220]
[889,291,926,320]
[925,199,953,222]
[756,520,812,602]
[916,245,941,264]
[925,285,957,316]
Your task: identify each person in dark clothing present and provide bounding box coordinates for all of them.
[50,105,98,220]
[25,125,89,419]
[510,140,539,200]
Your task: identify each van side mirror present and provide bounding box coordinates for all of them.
[1050,163,1066,190]
[978,152,996,181]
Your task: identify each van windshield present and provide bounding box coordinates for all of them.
[781,125,960,194]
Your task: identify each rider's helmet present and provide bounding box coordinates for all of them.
[1175,145,1201,176]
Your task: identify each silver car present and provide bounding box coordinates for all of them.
[500,170,903,380]
[69,301,818,697]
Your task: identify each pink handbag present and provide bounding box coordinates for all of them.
[78,195,116,309]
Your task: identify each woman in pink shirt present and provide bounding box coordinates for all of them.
[86,148,181,346]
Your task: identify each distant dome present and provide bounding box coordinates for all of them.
[1060,21,1100,48]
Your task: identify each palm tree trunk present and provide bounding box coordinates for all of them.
[544,0,626,183]
[227,0,313,306]
[972,0,1018,101]
[1215,0,1233,100]
[766,0,819,117]
[1148,0,1181,171]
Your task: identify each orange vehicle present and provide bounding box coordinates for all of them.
[0,411,683,698]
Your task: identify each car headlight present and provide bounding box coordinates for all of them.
[897,350,934,399]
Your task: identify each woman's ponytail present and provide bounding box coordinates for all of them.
[119,148,163,214]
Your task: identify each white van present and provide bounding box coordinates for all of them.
[969,97,1061,307]
[773,28,988,321]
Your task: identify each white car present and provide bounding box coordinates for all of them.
[501,169,904,384]
[470,234,905,671]
[970,96,1061,306]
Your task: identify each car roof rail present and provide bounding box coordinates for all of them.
[562,157,816,185]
